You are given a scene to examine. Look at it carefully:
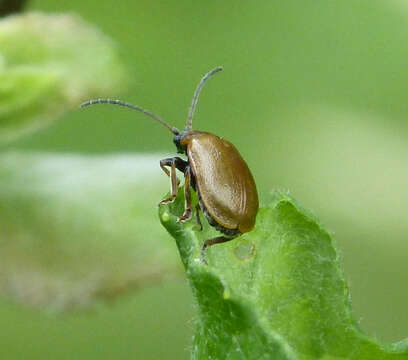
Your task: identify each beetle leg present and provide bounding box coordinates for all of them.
[195,203,203,231]
[160,157,187,173]
[201,235,239,262]
[158,161,178,205]
[159,157,187,185]
[158,157,187,206]
[178,166,193,223]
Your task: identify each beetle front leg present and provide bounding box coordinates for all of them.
[178,166,193,223]
[158,157,187,206]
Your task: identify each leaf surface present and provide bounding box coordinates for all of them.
[160,190,408,359]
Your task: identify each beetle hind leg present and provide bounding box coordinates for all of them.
[201,234,239,263]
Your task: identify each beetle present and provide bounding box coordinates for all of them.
[81,67,259,257]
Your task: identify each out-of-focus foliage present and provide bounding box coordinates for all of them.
[0,12,125,142]
[160,190,408,360]
[0,151,181,310]
[0,0,27,16]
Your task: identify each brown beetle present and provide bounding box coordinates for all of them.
[82,67,259,256]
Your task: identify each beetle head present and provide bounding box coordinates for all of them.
[173,133,185,154]
[173,131,189,154]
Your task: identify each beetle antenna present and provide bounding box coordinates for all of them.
[81,99,180,135]
[185,66,223,131]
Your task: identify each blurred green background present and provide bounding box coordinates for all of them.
[2,0,408,359]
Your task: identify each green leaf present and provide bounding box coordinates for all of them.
[159,190,408,359]
[0,12,125,142]
[0,151,181,310]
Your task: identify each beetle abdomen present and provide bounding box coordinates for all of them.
[197,192,241,237]
[182,131,259,233]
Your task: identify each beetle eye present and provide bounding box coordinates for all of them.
[173,134,182,147]
[173,134,186,154]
